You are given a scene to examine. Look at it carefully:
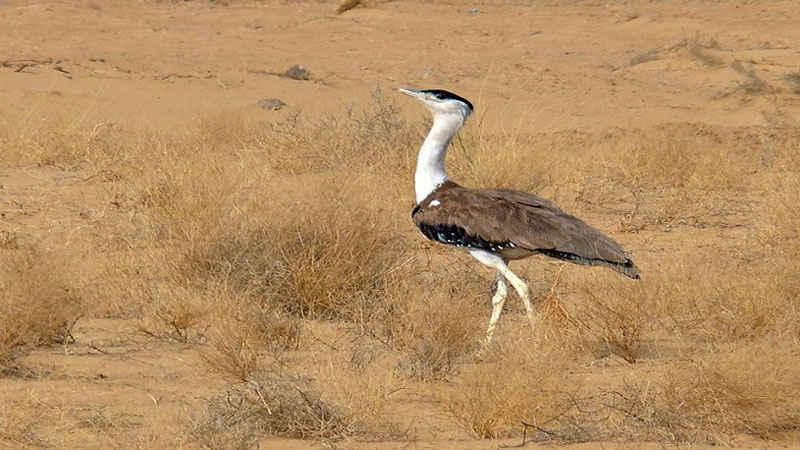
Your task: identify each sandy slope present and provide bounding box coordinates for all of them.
[2,0,799,132]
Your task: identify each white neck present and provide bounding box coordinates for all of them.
[414,113,465,203]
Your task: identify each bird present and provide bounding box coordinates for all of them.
[397,88,640,343]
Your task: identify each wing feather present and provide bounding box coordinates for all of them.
[412,184,639,278]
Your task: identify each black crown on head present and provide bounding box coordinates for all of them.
[421,89,474,112]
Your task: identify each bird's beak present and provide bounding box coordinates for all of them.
[397,87,422,98]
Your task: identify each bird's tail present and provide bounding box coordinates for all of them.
[535,249,641,280]
[599,258,640,280]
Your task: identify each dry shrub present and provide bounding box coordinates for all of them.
[203,285,302,381]
[629,48,661,66]
[758,172,800,259]
[661,342,800,440]
[440,345,572,439]
[382,268,486,380]
[447,127,564,195]
[784,71,800,94]
[606,341,800,444]
[137,283,211,343]
[190,374,355,447]
[0,246,81,374]
[261,89,417,175]
[578,279,650,363]
[168,186,408,321]
[0,103,130,171]
[572,244,800,352]
[138,96,413,326]
[533,288,587,354]
[0,400,48,448]
[596,125,758,192]
[314,358,405,440]
[661,262,798,343]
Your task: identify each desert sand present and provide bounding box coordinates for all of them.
[1,0,799,448]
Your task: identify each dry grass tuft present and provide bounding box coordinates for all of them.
[602,341,800,444]
[0,246,81,375]
[578,280,649,363]
[167,188,409,321]
[380,267,486,380]
[0,105,130,172]
[262,89,417,175]
[137,283,211,343]
[757,172,800,259]
[630,48,661,66]
[190,374,355,447]
[441,345,572,439]
[0,400,49,448]
[731,62,770,95]
[315,358,406,440]
[447,128,557,195]
[202,286,302,381]
[660,342,800,440]
[784,72,800,94]
[139,95,415,328]
[575,252,799,351]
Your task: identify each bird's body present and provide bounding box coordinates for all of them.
[398,88,639,342]
[412,181,640,278]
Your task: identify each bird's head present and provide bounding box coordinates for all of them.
[397,88,473,121]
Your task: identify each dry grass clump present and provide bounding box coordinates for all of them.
[377,267,487,380]
[0,246,81,374]
[190,374,354,447]
[663,261,799,343]
[137,283,211,343]
[440,345,572,439]
[447,128,568,196]
[784,72,800,94]
[602,341,800,444]
[574,252,798,353]
[202,285,302,381]
[629,48,661,66]
[757,172,800,258]
[262,89,417,175]
[578,280,650,363]
[0,105,130,172]
[165,187,409,321]
[137,95,414,327]
[442,337,800,443]
[659,342,800,441]
[0,400,48,448]
[313,354,406,440]
[594,125,758,192]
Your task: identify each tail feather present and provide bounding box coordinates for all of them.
[535,249,641,280]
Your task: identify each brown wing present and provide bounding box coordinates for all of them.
[412,183,640,279]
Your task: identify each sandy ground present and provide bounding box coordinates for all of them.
[2,0,800,448]
[3,0,799,132]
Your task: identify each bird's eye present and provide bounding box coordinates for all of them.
[434,93,445,100]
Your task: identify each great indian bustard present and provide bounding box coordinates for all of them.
[398,88,640,343]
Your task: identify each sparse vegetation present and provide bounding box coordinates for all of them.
[2,1,800,447]
[3,93,800,446]
[784,71,800,94]
[190,374,354,447]
[0,245,81,375]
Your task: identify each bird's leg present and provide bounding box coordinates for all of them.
[494,263,536,332]
[485,273,508,344]
[468,249,536,334]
